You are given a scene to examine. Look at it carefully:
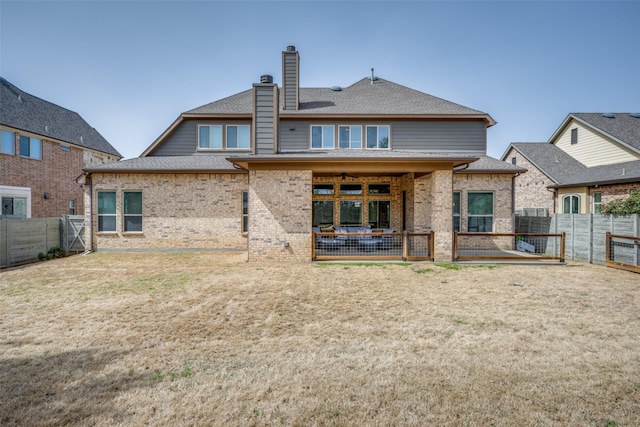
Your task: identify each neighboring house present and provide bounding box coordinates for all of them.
[1,78,121,218]
[503,113,640,215]
[83,46,523,262]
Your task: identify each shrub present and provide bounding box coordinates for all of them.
[601,190,640,215]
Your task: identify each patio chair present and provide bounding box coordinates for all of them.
[312,227,345,250]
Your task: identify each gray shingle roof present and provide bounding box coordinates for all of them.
[570,113,640,152]
[0,77,122,157]
[84,155,239,173]
[187,78,494,120]
[508,142,587,184]
[463,156,526,173]
[508,142,640,187]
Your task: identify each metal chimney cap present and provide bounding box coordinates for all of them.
[286,45,296,51]
[260,74,273,84]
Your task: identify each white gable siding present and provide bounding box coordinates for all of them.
[554,119,639,167]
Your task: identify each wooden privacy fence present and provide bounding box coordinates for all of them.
[516,214,640,265]
[453,232,565,263]
[606,232,640,274]
[1,218,61,268]
[0,215,86,268]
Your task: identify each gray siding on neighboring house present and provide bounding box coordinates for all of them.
[150,119,252,156]
[253,85,278,155]
[278,120,486,153]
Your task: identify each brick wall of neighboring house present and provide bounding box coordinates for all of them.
[591,183,640,211]
[90,172,248,250]
[506,147,555,215]
[248,170,312,262]
[1,135,83,217]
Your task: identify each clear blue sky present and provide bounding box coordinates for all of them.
[2,0,639,160]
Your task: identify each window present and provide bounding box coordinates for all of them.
[19,135,41,159]
[340,201,362,226]
[60,145,71,151]
[368,183,390,194]
[563,195,580,214]
[313,200,334,227]
[511,157,517,165]
[366,125,390,149]
[571,128,578,145]
[198,125,223,149]
[593,192,602,214]
[467,192,493,232]
[242,191,249,233]
[311,125,334,149]
[1,130,14,155]
[2,197,27,218]
[227,125,250,149]
[313,184,334,195]
[69,199,76,215]
[97,191,116,232]
[453,192,461,232]
[123,191,142,232]
[338,125,362,149]
[368,200,390,229]
[340,184,362,195]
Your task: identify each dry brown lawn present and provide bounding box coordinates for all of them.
[1,252,639,426]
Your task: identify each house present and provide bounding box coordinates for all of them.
[1,78,121,219]
[503,113,640,215]
[82,46,523,262]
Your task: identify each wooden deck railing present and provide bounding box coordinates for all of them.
[453,232,565,263]
[605,232,640,274]
[312,231,434,261]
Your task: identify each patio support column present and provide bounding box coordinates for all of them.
[431,169,453,262]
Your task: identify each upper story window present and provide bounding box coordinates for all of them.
[570,128,578,145]
[1,130,14,155]
[198,125,250,150]
[311,125,334,149]
[226,125,250,149]
[366,125,390,149]
[338,126,362,149]
[19,135,41,159]
[199,125,222,149]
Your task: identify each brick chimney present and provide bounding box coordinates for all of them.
[281,45,299,111]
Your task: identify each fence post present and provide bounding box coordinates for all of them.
[402,231,409,261]
[560,232,566,263]
[452,232,458,261]
[430,230,435,262]
[605,232,611,265]
[311,230,316,261]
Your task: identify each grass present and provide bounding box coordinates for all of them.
[1,251,639,426]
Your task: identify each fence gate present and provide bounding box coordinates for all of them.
[63,215,86,254]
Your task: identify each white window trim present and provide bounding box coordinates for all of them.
[365,125,391,150]
[338,125,363,149]
[310,125,335,150]
[0,185,31,218]
[226,125,252,150]
[197,124,223,151]
[562,194,581,214]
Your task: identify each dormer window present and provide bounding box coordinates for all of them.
[198,124,250,150]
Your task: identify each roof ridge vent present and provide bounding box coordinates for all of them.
[603,113,615,118]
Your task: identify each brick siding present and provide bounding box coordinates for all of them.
[506,147,555,215]
[90,172,248,250]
